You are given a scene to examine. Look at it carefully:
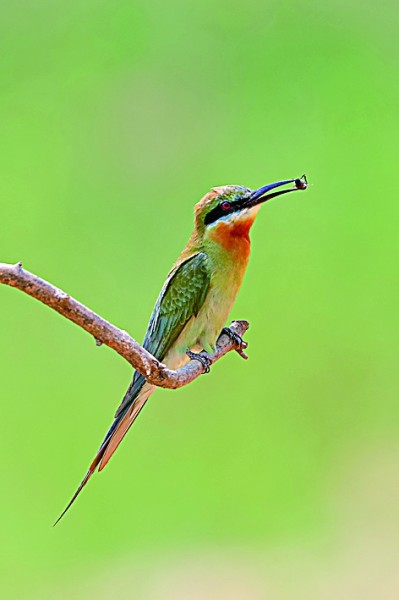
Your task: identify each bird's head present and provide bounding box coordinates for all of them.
[194,176,308,241]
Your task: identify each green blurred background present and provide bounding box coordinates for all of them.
[1,1,398,598]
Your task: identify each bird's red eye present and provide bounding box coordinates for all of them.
[221,201,231,210]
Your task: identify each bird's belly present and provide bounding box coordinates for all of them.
[195,285,235,349]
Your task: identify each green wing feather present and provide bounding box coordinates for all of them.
[144,251,211,359]
[114,251,210,418]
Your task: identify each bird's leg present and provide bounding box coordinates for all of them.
[186,350,211,374]
[221,327,249,360]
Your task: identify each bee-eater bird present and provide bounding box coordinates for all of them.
[55,175,307,524]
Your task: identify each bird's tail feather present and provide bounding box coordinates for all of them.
[53,382,154,525]
[99,385,154,471]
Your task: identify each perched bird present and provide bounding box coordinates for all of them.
[55,175,307,524]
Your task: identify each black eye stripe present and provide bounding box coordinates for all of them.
[204,199,243,226]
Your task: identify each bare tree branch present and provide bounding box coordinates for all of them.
[0,262,249,389]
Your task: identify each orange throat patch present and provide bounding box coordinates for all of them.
[208,211,258,257]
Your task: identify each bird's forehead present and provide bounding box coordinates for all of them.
[211,185,250,199]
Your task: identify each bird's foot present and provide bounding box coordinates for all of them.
[186,350,211,374]
[222,326,247,348]
[221,327,249,359]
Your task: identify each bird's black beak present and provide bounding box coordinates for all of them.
[245,175,308,208]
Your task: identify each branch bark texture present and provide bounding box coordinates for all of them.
[0,262,249,389]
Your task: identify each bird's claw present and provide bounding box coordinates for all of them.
[221,326,249,360]
[222,327,247,349]
[186,350,211,374]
